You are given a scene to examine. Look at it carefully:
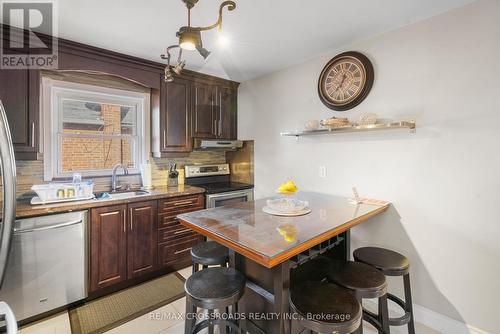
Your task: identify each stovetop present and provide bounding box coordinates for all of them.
[195,182,254,195]
[185,174,253,194]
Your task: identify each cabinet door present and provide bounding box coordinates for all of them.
[0,68,39,159]
[160,77,192,152]
[191,83,217,138]
[217,86,237,140]
[89,205,127,292]
[127,201,158,279]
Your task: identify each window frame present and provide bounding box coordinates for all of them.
[42,78,150,181]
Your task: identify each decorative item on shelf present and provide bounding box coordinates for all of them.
[320,117,350,128]
[304,120,320,131]
[167,162,179,187]
[160,0,237,82]
[280,120,416,137]
[357,113,378,125]
[318,51,374,111]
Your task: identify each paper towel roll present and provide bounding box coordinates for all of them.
[140,162,152,189]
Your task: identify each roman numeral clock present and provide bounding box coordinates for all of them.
[318,51,374,111]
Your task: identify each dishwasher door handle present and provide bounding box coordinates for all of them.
[13,220,83,234]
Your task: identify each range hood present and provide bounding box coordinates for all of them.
[193,138,243,150]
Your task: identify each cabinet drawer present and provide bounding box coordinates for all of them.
[158,237,200,266]
[158,195,204,212]
[158,225,196,243]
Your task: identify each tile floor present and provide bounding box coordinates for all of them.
[20,266,440,334]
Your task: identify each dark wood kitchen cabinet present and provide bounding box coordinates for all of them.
[127,201,158,278]
[191,82,238,140]
[0,68,39,160]
[157,194,205,270]
[89,205,128,292]
[217,86,238,140]
[160,77,192,153]
[90,201,157,293]
[191,82,217,139]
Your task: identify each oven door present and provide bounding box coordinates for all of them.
[206,189,254,208]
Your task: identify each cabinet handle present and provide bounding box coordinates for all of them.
[174,247,192,255]
[129,208,133,231]
[122,212,126,232]
[214,119,217,136]
[31,121,35,147]
[163,130,166,149]
[174,228,191,235]
[218,120,222,136]
[174,200,194,206]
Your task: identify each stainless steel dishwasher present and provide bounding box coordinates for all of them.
[0,211,87,321]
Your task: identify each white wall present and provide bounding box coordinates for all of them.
[238,0,499,332]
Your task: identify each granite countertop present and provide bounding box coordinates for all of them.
[14,185,205,219]
[178,192,390,268]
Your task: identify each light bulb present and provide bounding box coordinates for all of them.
[217,32,229,48]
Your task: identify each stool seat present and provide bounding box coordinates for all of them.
[354,247,409,276]
[191,241,229,266]
[290,281,362,334]
[185,267,245,308]
[184,267,245,334]
[328,260,387,299]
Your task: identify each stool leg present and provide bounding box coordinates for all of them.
[208,309,214,334]
[192,262,198,275]
[184,299,197,334]
[356,297,363,334]
[378,294,390,334]
[403,274,416,334]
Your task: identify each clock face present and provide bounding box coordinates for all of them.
[318,52,374,111]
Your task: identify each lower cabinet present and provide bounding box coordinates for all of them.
[127,201,158,279]
[89,196,204,294]
[89,205,128,292]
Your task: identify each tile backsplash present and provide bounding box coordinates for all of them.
[13,151,226,199]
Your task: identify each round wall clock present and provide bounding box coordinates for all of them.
[318,51,374,111]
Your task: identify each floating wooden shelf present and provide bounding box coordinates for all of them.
[280,121,416,137]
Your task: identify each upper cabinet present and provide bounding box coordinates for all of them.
[160,77,192,153]
[191,82,217,139]
[217,86,238,140]
[0,68,39,160]
[191,82,238,141]
[155,75,239,155]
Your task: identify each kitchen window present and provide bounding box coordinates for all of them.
[42,78,150,180]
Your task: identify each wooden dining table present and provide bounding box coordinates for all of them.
[177,192,389,334]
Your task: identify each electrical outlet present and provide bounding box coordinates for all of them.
[319,166,327,178]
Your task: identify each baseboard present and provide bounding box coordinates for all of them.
[363,299,489,334]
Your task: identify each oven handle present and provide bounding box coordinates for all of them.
[206,189,254,201]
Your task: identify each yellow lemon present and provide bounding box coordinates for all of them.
[277,180,298,194]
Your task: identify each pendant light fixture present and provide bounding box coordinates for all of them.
[161,0,236,82]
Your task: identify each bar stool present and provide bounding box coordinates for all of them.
[290,281,362,334]
[328,260,390,334]
[354,247,415,334]
[191,241,229,274]
[184,267,245,334]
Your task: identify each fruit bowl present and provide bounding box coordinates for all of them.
[266,197,309,214]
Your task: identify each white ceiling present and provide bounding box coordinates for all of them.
[56,0,473,82]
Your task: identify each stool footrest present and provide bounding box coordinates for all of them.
[192,318,242,334]
[363,310,383,331]
[387,293,412,326]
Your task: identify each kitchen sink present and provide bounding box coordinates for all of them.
[107,190,150,200]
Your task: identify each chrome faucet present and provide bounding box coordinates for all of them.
[111,164,129,192]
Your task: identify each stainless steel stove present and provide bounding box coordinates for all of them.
[185,163,254,208]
